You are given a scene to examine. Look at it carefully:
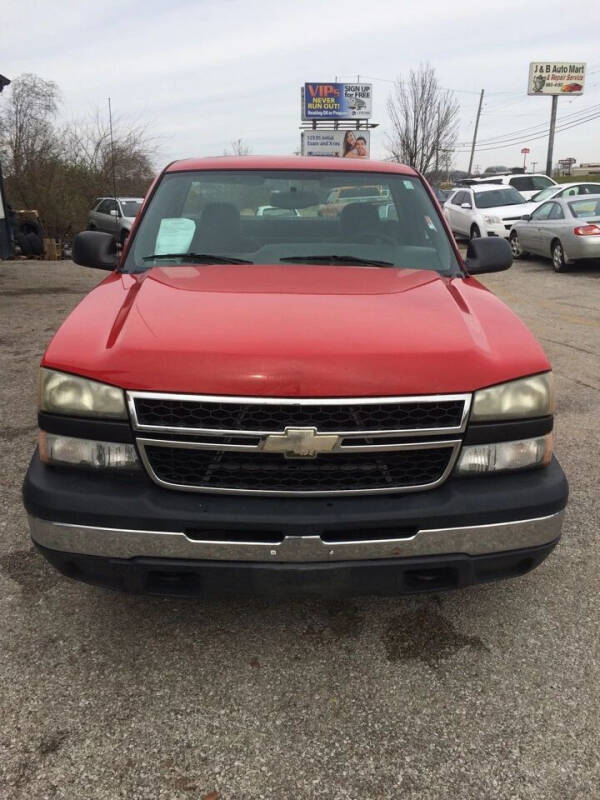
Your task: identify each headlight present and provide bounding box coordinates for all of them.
[483,215,502,224]
[455,435,552,475]
[39,432,139,470]
[39,368,127,419]
[471,373,554,422]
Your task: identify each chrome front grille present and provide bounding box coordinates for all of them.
[132,395,466,434]
[129,392,471,496]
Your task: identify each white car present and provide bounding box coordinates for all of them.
[256,205,301,217]
[461,173,557,200]
[529,181,600,205]
[444,185,536,240]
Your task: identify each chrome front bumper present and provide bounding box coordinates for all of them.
[28,511,564,563]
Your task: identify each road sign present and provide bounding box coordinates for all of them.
[528,63,586,95]
[521,148,530,154]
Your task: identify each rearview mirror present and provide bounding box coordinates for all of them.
[464,237,512,275]
[460,202,472,209]
[72,231,119,270]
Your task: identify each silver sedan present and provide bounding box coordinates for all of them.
[509,195,600,272]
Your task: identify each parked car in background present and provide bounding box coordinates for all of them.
[530,182,600,204]
[431,187,450,205]
[509,195,600,271]
[458,174,557,200]
[87,197,143,245]
[318,185,389,216]
[256,205,301,217]
[444,184,535,239]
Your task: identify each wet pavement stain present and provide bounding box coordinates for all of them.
[383,607,489,667]
[326,600,365,639]
[0,548,63,595]
[38,730,69,756]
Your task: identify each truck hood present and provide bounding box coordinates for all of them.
[44,265,549,396]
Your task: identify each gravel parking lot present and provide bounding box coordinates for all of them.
[1,257,599,799]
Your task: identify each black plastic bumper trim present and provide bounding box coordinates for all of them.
[34,538,560,596]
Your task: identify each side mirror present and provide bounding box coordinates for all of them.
[72,231,119,270]
[460,202,472,209]
[464,237,512,275]
[521,214,531,221]
[109,209,119,217]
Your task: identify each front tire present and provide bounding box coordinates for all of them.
[510,230,528,259]
[470,224,481,240]
[552,240,568,272]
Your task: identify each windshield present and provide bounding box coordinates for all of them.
[120,200,142,217]
[474,187,526,208]
[531,186,558,202]
[123,170,461,275]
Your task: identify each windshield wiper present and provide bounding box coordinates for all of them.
[142,252,254,264]
[278,254,395,267]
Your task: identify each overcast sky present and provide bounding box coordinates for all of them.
[3,0,600,174]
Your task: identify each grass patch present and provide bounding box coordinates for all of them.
[555,174,600,183]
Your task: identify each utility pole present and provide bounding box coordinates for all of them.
[531,161,538,174]
[108,97,118,202]
[0,73,12,260]
[545,95,558,178]
[467,89,484,176]
[434,105,441,175]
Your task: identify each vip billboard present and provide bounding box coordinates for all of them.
[303,83,372,119]
[301,130,370,159]
[528,63,586,95]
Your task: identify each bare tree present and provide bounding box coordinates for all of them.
[385,65,459,176]
[0,73,62,209]
[64,112,156,197]
[224,138,252,156]
[0,74,156,238]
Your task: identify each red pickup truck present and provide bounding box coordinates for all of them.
[23,156,568,596]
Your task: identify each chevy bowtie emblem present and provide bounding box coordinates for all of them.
[260,427,340,458]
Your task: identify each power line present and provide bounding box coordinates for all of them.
[457,112,600,153]
[456,109,600,151]
[453,109,600,153]
[338,73,523,96]
[454,102,600,146]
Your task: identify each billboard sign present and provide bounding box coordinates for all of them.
[301,130,370,159]
[303,83,372,119]
[528,62,586,95]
